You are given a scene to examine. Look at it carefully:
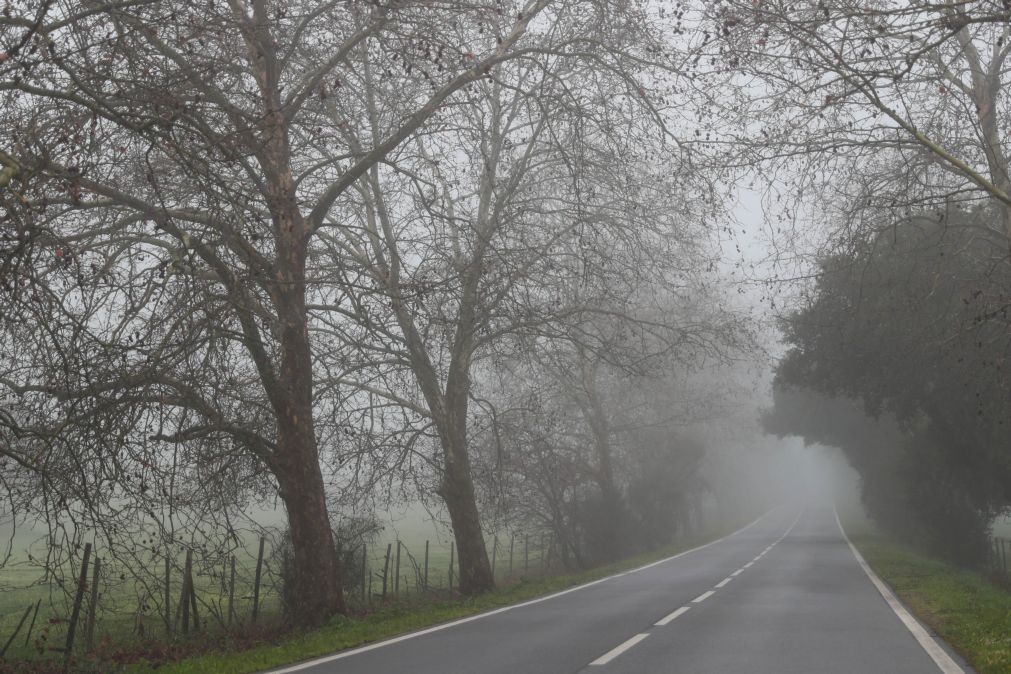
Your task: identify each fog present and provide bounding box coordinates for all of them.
[3,4,1011,665]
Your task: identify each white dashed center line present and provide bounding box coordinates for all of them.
[587,510,807,669]
[589,633,650,666]
[655,606,690,626]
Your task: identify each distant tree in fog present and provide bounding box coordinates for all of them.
[474,282,751,568]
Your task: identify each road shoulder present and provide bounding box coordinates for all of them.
[839,516,1003,673]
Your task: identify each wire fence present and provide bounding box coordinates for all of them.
[0,537,287,665]
[358,531,557,600]
[0,528,559,667]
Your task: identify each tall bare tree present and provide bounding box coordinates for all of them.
[317,20,718,590]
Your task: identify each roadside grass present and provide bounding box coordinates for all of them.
[849,533,1011,674]
[118,522,748,674]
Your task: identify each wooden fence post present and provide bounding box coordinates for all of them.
[424,540,429,591]
[509,535,514,574]
[24,599,41,647]
[64,542,92,668]
[85,556,100,652]
[381,543,392,599]
[524,536,529,574]
[227,556,236,626]
[189,565,200,632]
[449,543,456,591]
[173,573,184,633]
[252,537,265,624]
[180,549,192,634]
[491,536,498,578]
[360,544,367,602]
[394,541,401,595]
[164,554,172,634]
[0,603,34,658]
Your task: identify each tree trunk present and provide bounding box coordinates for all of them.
[271,325,345,626]
[275,422,345,626]
[579,358,624,560]
[439,432,494,595]
[270,207,345,626]
[393,285,494,596]
[436,311,495,596]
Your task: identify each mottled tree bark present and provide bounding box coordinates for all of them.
[437,412,494,594]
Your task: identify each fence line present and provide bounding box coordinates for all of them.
[0,526,560,665]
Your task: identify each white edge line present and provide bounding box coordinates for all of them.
[655,606,690,626]
[589,633,650,666]
[267,507,781,673]
[692,590,715,603]
[833,506,964,674]
[633,507,774,572]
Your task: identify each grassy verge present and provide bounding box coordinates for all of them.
[849,533,1011,674]
[117,523,747,674]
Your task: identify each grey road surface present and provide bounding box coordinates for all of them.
[271,503,970,674]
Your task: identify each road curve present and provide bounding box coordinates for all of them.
[270,503,972,674]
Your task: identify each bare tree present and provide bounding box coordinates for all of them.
[0,0,619,625]
[314,16,721,590]
[703,0,1011,251]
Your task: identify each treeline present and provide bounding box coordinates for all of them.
[766,208,1011,565]
[0,0,751,631]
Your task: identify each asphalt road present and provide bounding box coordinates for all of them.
[272,503,971,674]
